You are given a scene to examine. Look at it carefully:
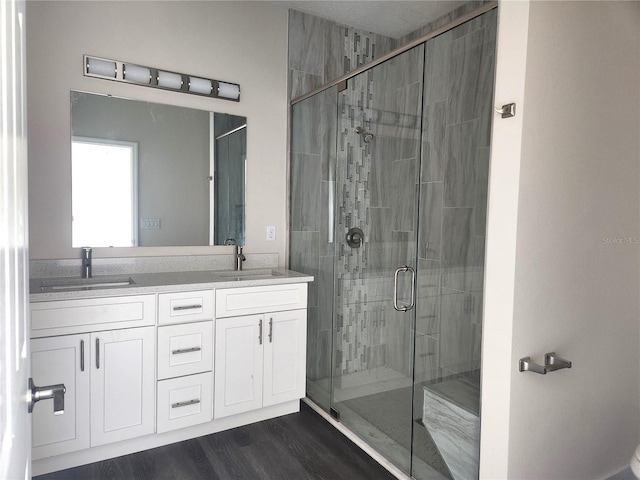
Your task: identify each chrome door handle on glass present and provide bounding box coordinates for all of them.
[393,265,416,312]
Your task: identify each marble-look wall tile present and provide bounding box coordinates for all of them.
[444,120,478,208]
[442,207,474,268]
[475,51,496,148]
[423,31,452,105]
[419,181,443,260]
[324,22,345,82]
[451,10,485,40]
[385,309,413,376]
[289,231,320,306]
[317,328,333,379]
[290,6,496,385]
[391,159,417,232]
[288,10,326,76]
[288,9,396,101]
[439,289,475,374]
[441,266,484,293]
[317,254,335,331]
[398,1,489,45]
[423,385,480,480]
[320,88,338,181]
[289,70,324,102]
[471,322,482,371]
[368,207,392,243]
[416,294,440,336]
[446,29,484,126]
[481,8,498,58]
[290,153,321,231]
[291,94,322,155]
[421,101,447,182]
[306,306,319,379]
[370,136,397,207]
[414,333,439,383]
[474,146,490,235]
[472,236,485,267]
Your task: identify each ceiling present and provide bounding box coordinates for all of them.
[272,1,467,38]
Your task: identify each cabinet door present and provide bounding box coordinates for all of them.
[263,309,307,407]
[214,314,263,419]
[90,326,155,446]
[31,334,90,459]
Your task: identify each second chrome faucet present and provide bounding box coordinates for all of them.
[234,245,246,271]
[81,247,92,278]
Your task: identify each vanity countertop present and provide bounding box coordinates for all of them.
[30,268,314,302]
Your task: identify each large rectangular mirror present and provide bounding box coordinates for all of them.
[70,91,246,248]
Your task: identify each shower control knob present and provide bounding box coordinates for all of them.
[346,227,364,248]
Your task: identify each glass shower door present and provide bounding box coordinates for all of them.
[330,45,425,476]
[412,9,497,480]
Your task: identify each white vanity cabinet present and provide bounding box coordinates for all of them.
[30,295,156,457]
[90,326,155,446]
[214,284,307,419]
[31,334,90,460]
[156,290,214,434]
[30,272,312,477]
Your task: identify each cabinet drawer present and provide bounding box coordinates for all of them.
[215,283,307,318]
[158,321,213,380]
[31,295,156,337]
[157,373,212,433]
[158,290,214,325]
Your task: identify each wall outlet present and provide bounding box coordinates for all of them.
[140,218,161,229]
[266,225,276,241]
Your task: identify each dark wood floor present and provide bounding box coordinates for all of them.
[35,402,396,480]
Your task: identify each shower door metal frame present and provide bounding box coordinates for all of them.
[290,2,497,106]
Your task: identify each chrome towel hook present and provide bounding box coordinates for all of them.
[519,352,572,375]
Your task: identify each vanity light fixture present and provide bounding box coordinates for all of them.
[86,57,116,78]
[188,76,212,95]
[157,70,183,89]
[123,64,151,85]
[83,54,240,102]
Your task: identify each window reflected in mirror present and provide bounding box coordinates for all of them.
[72,138,138,247]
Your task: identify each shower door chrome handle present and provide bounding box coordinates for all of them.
[393,265,415,312]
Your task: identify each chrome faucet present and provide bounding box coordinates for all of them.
[234,245,246,271]
[81,247,92,278]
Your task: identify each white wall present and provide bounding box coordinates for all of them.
[480,1,530,476]
[26,1,289,262]
[482,1,640,478]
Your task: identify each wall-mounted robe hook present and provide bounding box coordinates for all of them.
[495,103,516,118]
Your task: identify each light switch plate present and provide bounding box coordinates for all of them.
[140,218,161,229]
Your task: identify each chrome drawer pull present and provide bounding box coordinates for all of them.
[171,347,202,355]
[171,399,200,409]
[173,304,202,311]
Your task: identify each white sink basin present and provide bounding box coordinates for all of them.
[39,276,135,291]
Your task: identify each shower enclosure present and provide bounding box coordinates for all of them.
[290,7,496,479]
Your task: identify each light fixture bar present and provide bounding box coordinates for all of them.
[83,55,240,102]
